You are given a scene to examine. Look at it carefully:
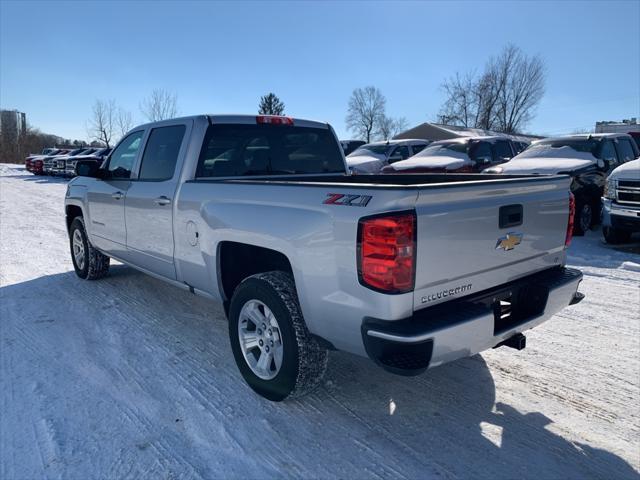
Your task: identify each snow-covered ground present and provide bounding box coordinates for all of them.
[1,163,639,479]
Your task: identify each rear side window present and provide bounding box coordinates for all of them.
[615,138,636,163]
[196,124,344,177]
[390,145,411,161]
[107,131,144,178]
[492,141,513,162]
[471,142,492,161]
[139,125,186,180]
[600,140,618,166]
[411,144,427,155]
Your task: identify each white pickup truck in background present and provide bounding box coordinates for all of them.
[65,114,583,401]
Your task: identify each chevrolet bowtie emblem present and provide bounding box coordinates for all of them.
[496,233,523,251]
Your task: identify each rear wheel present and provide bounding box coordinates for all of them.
[228,271,328,401]
[603,226,632,244]
[69,217,110,280]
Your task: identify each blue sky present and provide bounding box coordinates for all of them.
[1,0,639,141]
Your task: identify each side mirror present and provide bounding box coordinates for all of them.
[75,160,104,178]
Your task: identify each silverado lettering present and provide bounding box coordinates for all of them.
[421,284,473,303]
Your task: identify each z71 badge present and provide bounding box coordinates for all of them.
[323,193,372,207]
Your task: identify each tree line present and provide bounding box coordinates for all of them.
[2,44,544,163]
[345,45,545,141]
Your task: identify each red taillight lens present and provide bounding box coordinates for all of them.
[565,193,575,247]
[358,212,416,293]
[256,115,294,125]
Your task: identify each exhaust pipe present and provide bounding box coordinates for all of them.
[495,333,526,351]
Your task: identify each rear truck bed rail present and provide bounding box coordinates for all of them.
[362,267,583,375]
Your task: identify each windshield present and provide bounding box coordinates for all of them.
[350,144,392,156]
[414,141,469,157]
[517,139,601,159]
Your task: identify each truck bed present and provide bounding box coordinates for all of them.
[190,172,562,188]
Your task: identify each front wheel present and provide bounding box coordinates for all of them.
[69,217,110,280]
[228,271,328,401]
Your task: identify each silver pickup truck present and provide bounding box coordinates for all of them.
[65,114,583,401]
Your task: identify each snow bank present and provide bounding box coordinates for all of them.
[2,164,639,479]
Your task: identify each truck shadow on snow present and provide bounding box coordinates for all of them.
[2,266,638,479]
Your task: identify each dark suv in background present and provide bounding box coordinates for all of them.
[487,133,640,235]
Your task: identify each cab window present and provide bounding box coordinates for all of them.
[471,142,492,163]
[600,140,618,168]
[615,138,637,163]
[107,131,144,178]
[138,125,186,181]
[492,141,514,163]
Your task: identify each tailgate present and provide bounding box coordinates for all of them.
[413,176,571,311]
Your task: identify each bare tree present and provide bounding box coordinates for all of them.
[87,99,116,148]
[140,89,178,122]
[346,86,386,143]
[116,107,133,139]
[378,115,409,140]
[438,45,545,134]
[258,93,285,115]
[493,45,545,133]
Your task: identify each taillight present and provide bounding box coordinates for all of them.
[256,115,293,125]
[358,212,416,293]
[565,193,575,247]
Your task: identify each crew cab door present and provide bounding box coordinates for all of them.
[124,122,189,280]
[87,130,144,257]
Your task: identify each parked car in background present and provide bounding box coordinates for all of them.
[382,136,517,174]
[346,139,430,173]
[484,134,640,235]
[44,148,90,175]
[65,148,111,177]
[53,149,98,176]
[340,140,365,157]
[602,159,640,244]
[26,149,69,175]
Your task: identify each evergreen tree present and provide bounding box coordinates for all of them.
[258,93,285,115]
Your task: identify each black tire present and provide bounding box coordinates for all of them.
[228,271,328,401]
[603,226,632,244]
[69,217,110,280]
[573,201,593,236]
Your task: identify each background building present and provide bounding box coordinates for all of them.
[0,109,27,143]
[595,118,639,134]
[393,122,540,143]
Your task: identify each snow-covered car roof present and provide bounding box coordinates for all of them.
[359,138,430,147]
[530,133,631,145]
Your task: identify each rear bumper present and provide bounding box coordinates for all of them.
[362,266,583,375]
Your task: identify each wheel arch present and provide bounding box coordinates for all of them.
[217,241,294,303]
[65,203,85,232]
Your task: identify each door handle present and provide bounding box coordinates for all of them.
[112,191,123,200]
[154,196,172,206]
